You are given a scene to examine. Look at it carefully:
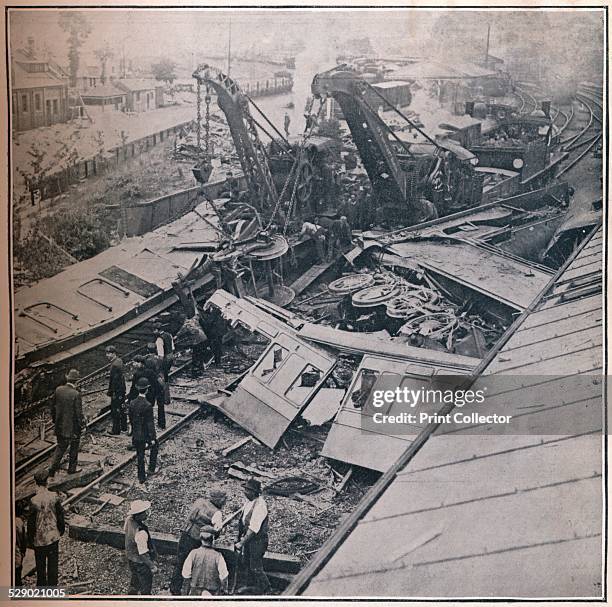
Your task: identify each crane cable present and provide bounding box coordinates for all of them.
[263,152,299,232]
[263,97,325,233]
[282,98,326,236]
[195,80,212,158]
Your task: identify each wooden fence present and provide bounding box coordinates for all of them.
[31,119,195,202]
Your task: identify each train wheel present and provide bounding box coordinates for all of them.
[295,158,314,208]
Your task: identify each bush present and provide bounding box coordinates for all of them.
[39,208,111,260]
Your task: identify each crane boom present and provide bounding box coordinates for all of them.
[192,64,278,210]
[312,66,409,210]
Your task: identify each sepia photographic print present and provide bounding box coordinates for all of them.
[4,3,607,600]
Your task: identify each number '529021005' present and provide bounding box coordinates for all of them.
[7,587,66,599]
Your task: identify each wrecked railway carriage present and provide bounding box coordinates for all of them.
[12,56,604,595]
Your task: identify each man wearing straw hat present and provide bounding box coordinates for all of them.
[181,527,229,596]
[124,500,157,595]
[48,368,84,477]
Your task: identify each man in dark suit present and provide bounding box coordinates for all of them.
[49,369,84,477]
[144,343,167,430]
[127,356,160,407]
[128,377,158,486]
[106,345,127,435]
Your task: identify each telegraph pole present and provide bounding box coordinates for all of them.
[227,17,232,77]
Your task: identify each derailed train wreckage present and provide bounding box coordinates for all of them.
[14,61,602,505]
[311,65,485,225]
[14,61,594,416]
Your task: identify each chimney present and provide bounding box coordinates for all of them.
[26,36,35,58]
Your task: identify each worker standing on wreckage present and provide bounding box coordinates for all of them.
[153,322,175,382]
[235,478,271,594]
[144,342,168,430]
[169,490,228,595]
[124,500,157,595]
[181,528,229,596]
[176,298,227,374]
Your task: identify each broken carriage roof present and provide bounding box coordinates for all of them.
[15,201,221,362]
[289,224,604,598]
[205,290,479,450]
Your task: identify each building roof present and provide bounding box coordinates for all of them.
[290,224,604,598]
[12,61,67,90]
[81,84,126,99]
[114,78,161,92]
[391,59,497,81]
[372,80,412,89]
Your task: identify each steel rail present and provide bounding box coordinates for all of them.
[559,98,596,148]
[62,399,204,508]
[15,358,195,482]
[557,132,602,177]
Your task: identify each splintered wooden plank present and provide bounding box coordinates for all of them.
[221,436,252,457]
[290,260,336,296]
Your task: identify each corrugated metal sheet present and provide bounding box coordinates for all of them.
[300,225,604,597]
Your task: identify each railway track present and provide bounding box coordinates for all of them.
[556,89,602,177]
[15,356,197,482]
[514,85,539,115]
[551,103,573,139]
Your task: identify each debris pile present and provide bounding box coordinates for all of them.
[294,269,503,356]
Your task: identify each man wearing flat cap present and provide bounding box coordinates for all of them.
[181,528,229,595]
[124,500,157,594]
[235,478,271,594]
[169,490,227,595]
[128,377,158,485]
[106,345,127,435]
[49,369,84,477]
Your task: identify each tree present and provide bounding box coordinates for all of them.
[151,58,177,84]
[58,11,92,87]
[94,43,114,84]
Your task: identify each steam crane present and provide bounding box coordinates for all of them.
[191,63,336,225]
[311,65,482,226]
[192,63,280,212]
